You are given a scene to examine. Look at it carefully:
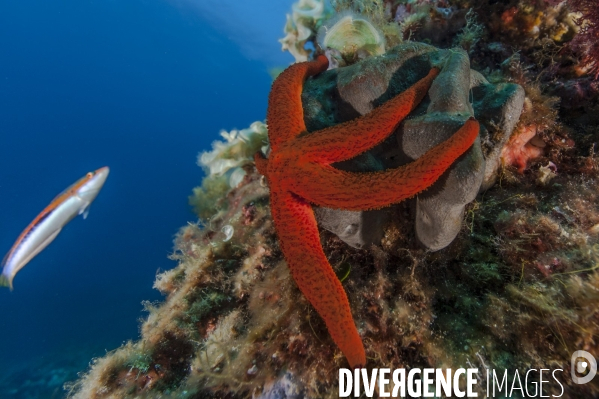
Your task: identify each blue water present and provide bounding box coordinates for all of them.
[0,0,292,396]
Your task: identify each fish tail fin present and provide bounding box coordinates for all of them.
[0,274,13,291]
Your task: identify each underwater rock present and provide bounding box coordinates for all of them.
[413,6,469,48]
[548,76,599,123]
[256,372,304,399]
[67,156,599,398]
[313,206,387,249]
[302,42,524,251]
[68,1,599,396]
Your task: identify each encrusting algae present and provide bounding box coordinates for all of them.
[67,0,599,398]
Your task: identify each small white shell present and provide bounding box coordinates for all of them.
[221,225,234,242]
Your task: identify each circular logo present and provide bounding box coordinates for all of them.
[571,350,597,384]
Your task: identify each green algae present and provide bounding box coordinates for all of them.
[187,290,231,324]
[125,352,152,375]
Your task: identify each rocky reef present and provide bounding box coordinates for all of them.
[67,0,599,398]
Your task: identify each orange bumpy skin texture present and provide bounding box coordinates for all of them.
[256,54,480,368]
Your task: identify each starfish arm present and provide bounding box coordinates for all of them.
[269,188,366,368]
[296,68,440,165]
[267,55,329,152]
[291,118,480,210]
[254,152,269,177]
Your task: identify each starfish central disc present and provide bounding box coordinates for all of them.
[256,54,480,368]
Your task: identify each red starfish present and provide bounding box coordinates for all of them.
[255,55,480,368]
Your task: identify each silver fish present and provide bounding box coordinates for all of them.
[0,167,109,290]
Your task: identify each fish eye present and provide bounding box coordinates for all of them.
[86,172,94,178]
